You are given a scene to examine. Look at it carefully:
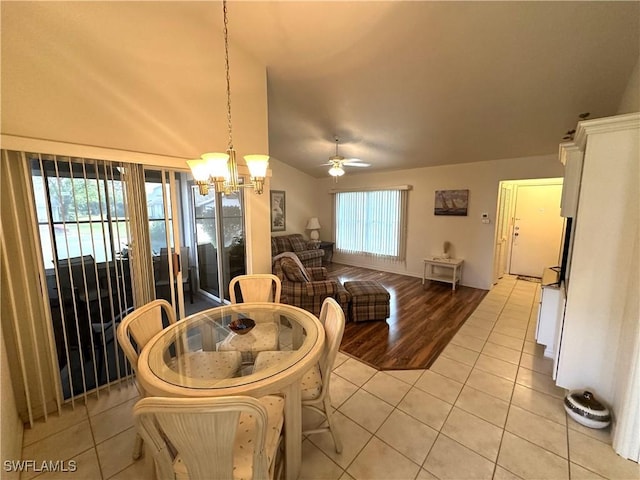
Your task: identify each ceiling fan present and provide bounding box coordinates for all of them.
[323,136,371,177]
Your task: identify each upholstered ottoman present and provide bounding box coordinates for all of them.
[344,281,390,322]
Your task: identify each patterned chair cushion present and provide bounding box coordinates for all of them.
[173,395,284,480]
[294,249,324,268]
[288,235,307,252]
[271,235,324,268]
[272,236,292,255]
[253,351,322,401]
[166,351,242,380]
[218,322,280,362]
[280,257,310,283]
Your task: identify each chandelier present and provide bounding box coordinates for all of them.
[188,0,269,196]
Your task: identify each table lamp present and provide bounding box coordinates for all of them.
[306,217,321,242]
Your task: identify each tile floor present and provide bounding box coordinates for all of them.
[20,276,640,480]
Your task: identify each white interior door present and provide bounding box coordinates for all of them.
[493,184,513,283]
[509,184,565,277]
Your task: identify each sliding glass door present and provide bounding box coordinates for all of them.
[25,156,247,402]
[192,186,246,302]
[144,169,188,319]
[30,155,133,399]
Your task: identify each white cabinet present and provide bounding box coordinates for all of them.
[536,268,565,364]
[558,143,584,218]
[555,113,639,404]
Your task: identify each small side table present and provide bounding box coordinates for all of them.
[422,257,464,291]
[318,241,335,265]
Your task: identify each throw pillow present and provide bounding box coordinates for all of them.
[289,236,307,252]
[281,257,309,282]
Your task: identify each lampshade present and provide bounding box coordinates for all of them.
[244,154,270,178]
[306,217,321,241]
[186,158,212,182]
[201,152,231,179]
[306,217,321,230]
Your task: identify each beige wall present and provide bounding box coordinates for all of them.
[618,55,640,114]
[269,159,324,240]
[313,154,563,290]
[0,2,268,160]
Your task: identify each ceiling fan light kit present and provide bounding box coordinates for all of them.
[187,0,269,196]
[329,164,345,177]
[326,136,370,177]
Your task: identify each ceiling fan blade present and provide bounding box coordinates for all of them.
[343,160,371,167]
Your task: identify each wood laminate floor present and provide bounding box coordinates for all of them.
[326,263,487,370]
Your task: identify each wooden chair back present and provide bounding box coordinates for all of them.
[116,299,177,368]
[133,396,272,480]
[229,274,282,304]
[317,298,346,394]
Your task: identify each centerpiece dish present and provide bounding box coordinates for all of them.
[228,317,256,335]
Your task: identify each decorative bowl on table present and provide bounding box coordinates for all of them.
[228,318,255,335]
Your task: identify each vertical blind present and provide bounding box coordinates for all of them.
[30,155,137,404]
[335,187,409,260]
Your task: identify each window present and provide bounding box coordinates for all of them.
[31,157,129,267]
[335,188,409,260]
[145,179,173,255]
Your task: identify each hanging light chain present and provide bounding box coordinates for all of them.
[188,0,269,196]
[222,0,233,151]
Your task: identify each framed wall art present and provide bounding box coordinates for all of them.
[434,189,469,216]
[270,190,286,231]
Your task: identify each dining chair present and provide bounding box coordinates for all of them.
[229,274,282,303]
[219,275,282,362]
[118,299,243,459]
[253,297,345,453]
[117,300,178,460]
[133,395,284,480]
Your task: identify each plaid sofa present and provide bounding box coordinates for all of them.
[271,234,324,268]
[272,252,350,317]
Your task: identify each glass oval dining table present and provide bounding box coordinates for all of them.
[136,302,325,480]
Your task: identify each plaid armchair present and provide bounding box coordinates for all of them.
[272,253,350,317]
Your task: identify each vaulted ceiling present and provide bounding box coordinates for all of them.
[3,2,638,179]
[228,1,639,177]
